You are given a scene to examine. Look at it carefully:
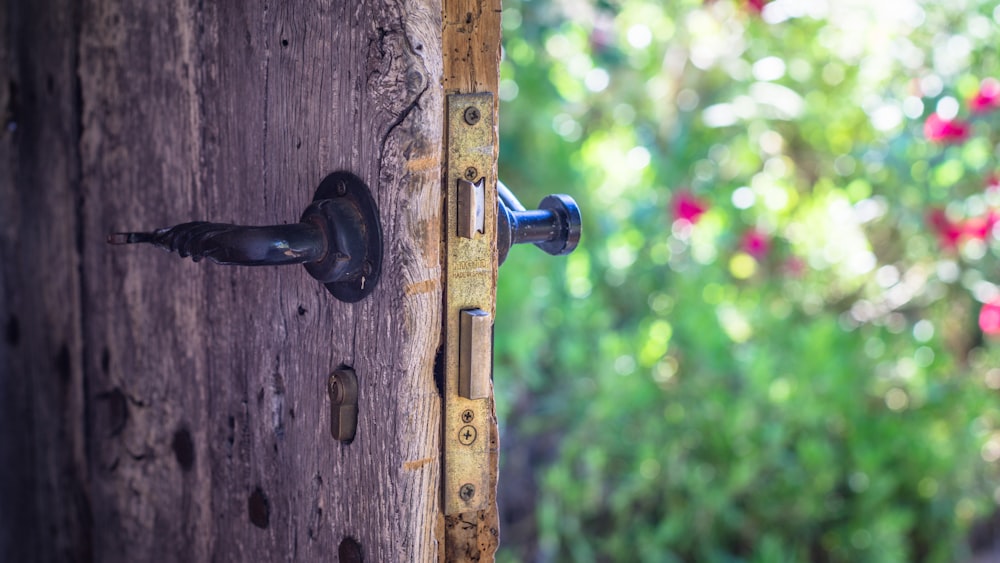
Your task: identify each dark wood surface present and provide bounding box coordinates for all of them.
[0,1,91,561]
[2,1,456,560]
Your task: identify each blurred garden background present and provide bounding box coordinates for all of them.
[493,0,1000,560]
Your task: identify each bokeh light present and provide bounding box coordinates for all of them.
[496,0,1000,560]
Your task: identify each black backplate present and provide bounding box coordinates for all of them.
[307,171,383,303]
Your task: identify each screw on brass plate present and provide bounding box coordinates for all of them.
[464,167,478,181]
[461,409,474,423]
[463,106,481,125]
[458,425,477,445]
[459,484,476,501]
[329,368,359,443]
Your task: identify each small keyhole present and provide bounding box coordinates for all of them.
[329,379,343,403]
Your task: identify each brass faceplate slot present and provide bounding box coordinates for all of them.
[460,309,492,400]
[457,178,486,239]
[443,93,496,515]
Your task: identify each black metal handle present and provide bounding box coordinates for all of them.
[496,181,582,265]
[107,171,383,303]
[107,222,326,265]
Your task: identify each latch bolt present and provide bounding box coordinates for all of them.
[459,309,492,400]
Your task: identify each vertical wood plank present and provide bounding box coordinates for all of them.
[3,1,507,560]
[78,0,214,558]
[442,1,503,561]
[77,0,445,561]
[0,2,91,561]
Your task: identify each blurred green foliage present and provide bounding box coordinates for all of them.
[494,0,1000,561]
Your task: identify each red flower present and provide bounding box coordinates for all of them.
[927,208,964,249]
[987,174,1000,193]
[970,78,1000,114]
[924,113,970,144]
[980,299,1000,336]
[673,192,709,224]
[927,208,998,249]
[703,0,769,14]
[740,229,771,259]
[962,211,998,240]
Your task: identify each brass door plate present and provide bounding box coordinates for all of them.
[443,92,496,515]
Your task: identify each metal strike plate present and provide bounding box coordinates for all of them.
[443,92,496,515]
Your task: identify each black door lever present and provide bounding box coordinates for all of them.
[107,171,383,303]
[496,181,582,265]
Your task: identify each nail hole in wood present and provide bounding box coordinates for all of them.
[338,537,363,563]
[55,343,70,383]
[172,426,195,471]
[5,315,19,347]
[226,416,235,448]
[99,387,128,438]
[248,487,270,529]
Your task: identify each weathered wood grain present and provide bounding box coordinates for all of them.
[77,0,444,561]
[442,1,503,561]
[0,2,91,561]
[3,1,506,561]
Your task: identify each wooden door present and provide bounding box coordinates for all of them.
[0,1,501,561]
